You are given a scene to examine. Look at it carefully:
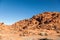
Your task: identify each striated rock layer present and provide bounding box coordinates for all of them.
[0,12,60,40]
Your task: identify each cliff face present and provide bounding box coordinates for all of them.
[0,12,60,40]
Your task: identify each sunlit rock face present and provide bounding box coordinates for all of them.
[0,12,60,40]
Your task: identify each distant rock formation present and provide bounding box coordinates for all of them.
[11,12,60,36]
[0,23,4,25]
[0,12,60,40]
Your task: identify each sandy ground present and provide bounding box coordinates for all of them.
[0,33,60,40]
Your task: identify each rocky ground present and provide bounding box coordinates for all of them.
[0,12,60,40]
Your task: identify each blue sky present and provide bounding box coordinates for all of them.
[0,0,60,25]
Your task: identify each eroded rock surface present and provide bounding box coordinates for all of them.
[0,12,60,40]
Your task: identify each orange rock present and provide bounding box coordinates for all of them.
[0,12,60,40]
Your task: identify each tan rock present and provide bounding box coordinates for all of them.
[0,12,60,40]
